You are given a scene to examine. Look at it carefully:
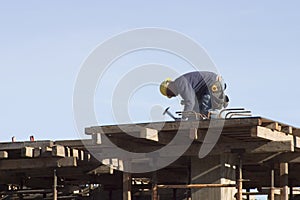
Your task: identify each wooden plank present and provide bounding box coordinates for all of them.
[54,139,92,148]
[57,157,77,167]
[140,128,158,142]
[157,183,236,189]
[264,122,282,131]
[21,147,34,158]
[79,150,84,161]
[53,169,57,200]
[33,147,41,157]
[280,163,288,200]
[0,141,53,150]
[71,149,79,159]
[0,157,77,170]
[251,126,294,142]
[52,145,66,157]
[293,129,300,137]
[282,126,293,135]
[0,151,8,159]
[92,133,102,144]
[86,117,263,135]
[41,146,52,157]
[159,140,294,158]
[88,165,114,175]
[65,147,71,157]
[221,140,294,154]
[84,152,91,161]
[123,172,132,200]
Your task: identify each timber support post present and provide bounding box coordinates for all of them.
[269,167,275,200]
[53,169,57,200]
[280,163,288,200]
[152,172,158,200]
[123,172,131,200]
[236,154,243,200]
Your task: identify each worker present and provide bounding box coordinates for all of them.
[159,71,229,118]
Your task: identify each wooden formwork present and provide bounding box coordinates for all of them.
[0,117,299,199]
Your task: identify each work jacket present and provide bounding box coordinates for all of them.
[168,71,219,112]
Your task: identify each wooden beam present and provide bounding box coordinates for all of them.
[280,163,288,200]
[41,146,53,157]
[123,172,131,200]
[140,128,158,142]
[79,150,84,161]
[52,145,65,157]
[237,155,243,200]
[219,140,294,154]
[33,147,41,157]
[87,165,114,175]
[270,168,275,200]
[0,141,53,150]
[0,151,8,159]
[92,133,102,144]
[0,157,77,170]
[251,126,294,142]
[159,140,294,158]
[282,126,293,134]
[157,183,236,189]
[21,147,34,158]
[293,129,300,137]
[53,169,57,200]
[71,149,79,159]
[86,117,263,135]
[54,139,92,148]
[265,122,282,131]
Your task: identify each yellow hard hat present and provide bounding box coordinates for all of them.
[159,78,172,97]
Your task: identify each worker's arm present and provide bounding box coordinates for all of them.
[174,77,196,112]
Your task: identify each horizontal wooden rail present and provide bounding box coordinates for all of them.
[242,192,269,195]
[157,183,236,189]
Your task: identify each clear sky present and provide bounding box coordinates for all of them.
[0,1,300,143]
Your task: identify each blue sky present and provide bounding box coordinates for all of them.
[0,1,299,144]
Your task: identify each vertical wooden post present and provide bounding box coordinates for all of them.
[269,168,275,200]
[123,172,131,200]
[152,184,158,200]
[280,163,288,200]
[152,172,158,200]
[236,155,243,200]
[53,169,57,200]
[187,158,192,200]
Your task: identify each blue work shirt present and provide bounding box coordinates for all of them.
[168,71,218,112]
